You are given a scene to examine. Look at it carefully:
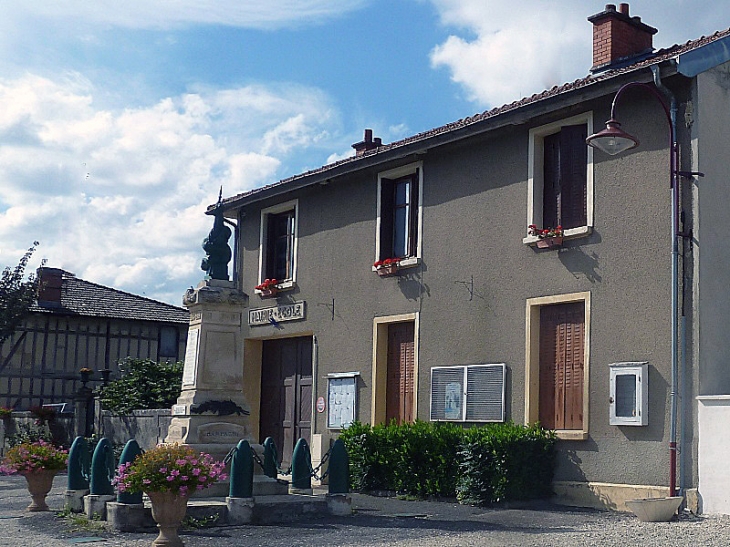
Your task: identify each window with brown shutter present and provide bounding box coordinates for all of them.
[538,302,585,430]
[542,124,588,231]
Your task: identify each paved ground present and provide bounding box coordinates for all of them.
[3,474,730,546]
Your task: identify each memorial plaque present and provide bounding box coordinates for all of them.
[197,422,247,444]
[182,328,200,386]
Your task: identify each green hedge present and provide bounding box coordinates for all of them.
[339,421,556,505]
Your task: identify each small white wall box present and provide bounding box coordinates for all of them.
[430,364,505,422]
[609,362,648,426]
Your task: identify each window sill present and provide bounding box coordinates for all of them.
[523,226,593,247]
[254,280,296,297]
[554,430,589,441]
[371,257,420,273]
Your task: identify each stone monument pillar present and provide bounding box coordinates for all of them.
[164,280,250,462]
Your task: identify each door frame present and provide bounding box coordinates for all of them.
[371,313,419,425]
[525,292,590,440]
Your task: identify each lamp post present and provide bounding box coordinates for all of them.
[586,75,680,497]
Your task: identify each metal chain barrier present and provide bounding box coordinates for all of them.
[308,443,333,481]
[249,445,290,485]
[223,446,236,465]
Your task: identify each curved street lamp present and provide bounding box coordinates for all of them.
[586,74,681,498]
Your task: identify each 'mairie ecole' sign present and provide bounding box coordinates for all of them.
[249,302,305,326]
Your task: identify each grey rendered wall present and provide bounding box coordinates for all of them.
[237,88,681,488]
[696,61,730,396]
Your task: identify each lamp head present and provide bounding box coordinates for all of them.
[586,119,639,155]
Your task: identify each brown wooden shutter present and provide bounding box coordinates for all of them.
[409,171,419,257]
[539,302,585,430]
[559,124,588,229]
[386,322,415,424]
[379,178,395,259]
[542,132,561,229]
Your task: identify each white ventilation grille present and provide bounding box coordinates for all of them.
[430,364,505,422]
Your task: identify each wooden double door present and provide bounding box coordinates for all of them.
[260,337,312,467]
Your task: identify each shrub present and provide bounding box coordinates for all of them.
[98,358,183,414]
[340,421,556,505]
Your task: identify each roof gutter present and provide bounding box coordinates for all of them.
[676,34,730,77]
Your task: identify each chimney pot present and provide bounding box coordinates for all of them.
[352,129,382,156]
[588,3,657,72]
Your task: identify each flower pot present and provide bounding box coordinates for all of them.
[376,264,399,277]
[23,469,57,511]
[147,490,190,547]
[625,496,683,522]
[536,236,563,249]
[260,288,278,297]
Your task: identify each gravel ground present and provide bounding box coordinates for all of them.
[3,474,730,547]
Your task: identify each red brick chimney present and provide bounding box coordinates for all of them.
[37,267,64,307]
[588,3,657,72]
[352,129,382,157]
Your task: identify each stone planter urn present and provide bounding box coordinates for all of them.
[625,496,684,522]
[23,469,57,511]
[147,491,190,547]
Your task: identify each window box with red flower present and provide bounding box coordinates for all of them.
[527,224,564,248]
[254,278,279,297]
[373,257,401,277]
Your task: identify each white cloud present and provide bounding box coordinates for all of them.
[428,0,730,109]
[10,1,368,30]
[0,74,342,303]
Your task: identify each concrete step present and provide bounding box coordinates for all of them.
[193,474,289,498]
[106,491,344,531]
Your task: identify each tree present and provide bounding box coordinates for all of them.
[0,242,41,346]
[98,358,183,414]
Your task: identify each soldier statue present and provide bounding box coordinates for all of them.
[201,189,232,281]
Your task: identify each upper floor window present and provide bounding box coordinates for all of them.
[259,200,298,289]
[525,113,594,244]
[376,163,423,266]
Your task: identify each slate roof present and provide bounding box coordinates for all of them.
[31,270,189,324]
[217,26,730,211]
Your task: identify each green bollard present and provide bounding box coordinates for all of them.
[67,436,90,491]
[262,437,278,479]
[327,439,349,495]
[290,438,312,491]
[117,439,143,504]
[90,438,115,495]
[229,440,254,498]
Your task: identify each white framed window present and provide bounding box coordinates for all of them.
[430,364,506,422]
[609,362,648,426]
[524,112,594,245]
[258,199,298,292]
[375,162,423,269]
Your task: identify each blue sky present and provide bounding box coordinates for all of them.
[1,1,728,304]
